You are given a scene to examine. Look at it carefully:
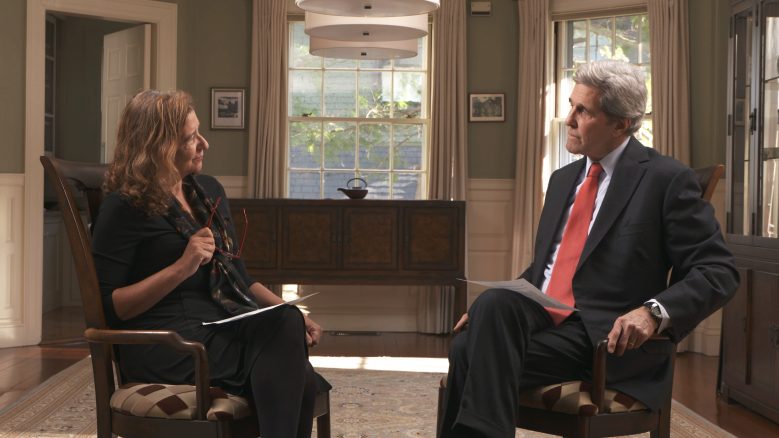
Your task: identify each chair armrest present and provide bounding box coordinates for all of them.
[84,327,211,420]
[591,334,671,411]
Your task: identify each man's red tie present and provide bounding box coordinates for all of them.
[546,163,603,325]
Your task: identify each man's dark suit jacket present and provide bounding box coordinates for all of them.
[520,137,738,410]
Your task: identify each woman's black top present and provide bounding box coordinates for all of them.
[92,174,284,395]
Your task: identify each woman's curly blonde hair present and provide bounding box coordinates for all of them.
[104,89,194,216]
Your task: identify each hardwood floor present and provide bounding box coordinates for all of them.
[2,324,778,437]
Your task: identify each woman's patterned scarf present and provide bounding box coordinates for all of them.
[166,176,259,316]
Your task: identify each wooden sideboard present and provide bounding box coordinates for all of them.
[720,236,779,424]
[229,199,467,318]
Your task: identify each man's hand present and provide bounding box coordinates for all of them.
[453,313,469,333]
[606,306,658,356]
[304,315,323,347]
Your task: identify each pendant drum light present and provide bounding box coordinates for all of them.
[304,12,428,42]
[296,0,440,17]
[309,37,418,60]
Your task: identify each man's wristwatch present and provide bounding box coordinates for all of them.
[643,302,663,331]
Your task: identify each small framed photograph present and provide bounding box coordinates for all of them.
[469,93,505,122]
[210,88,245,129]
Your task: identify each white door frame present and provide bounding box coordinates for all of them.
[17,0,176,347]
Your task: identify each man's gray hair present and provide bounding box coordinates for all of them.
[573,60,647,135]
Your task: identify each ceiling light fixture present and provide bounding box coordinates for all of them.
[304,12,428,41]
[296,0,440,17]
[309,37,418,60]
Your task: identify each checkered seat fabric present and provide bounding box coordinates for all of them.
[517,381,648,416]
[110,383,252,421]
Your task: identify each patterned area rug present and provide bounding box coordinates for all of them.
[0,357,734,438]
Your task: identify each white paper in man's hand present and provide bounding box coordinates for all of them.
[203,293,319,326]
[461,279,576,311]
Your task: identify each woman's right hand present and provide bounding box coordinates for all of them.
[453,313,469,333]
[177,227,215,277]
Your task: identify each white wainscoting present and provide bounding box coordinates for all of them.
[465,179,516,306]
[0,174,26,343]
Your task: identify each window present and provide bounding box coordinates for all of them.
[551,13,652,169]
[286,21,430,199]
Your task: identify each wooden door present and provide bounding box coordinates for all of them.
[342,206,398,270]
[282,206,339,270]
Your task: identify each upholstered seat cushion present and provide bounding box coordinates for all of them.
[110,383,252,421]
[517,381,647,416]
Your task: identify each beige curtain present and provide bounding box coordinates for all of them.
[418,0,468,334]
[248,0,288,198]
[648,0,690,164]
[511,0,548,277]
[429,0,468,200]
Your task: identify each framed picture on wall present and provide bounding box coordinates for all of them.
[211,88,245,129]
[469,93,505,122]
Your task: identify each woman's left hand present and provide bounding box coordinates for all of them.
[304,315,323,347]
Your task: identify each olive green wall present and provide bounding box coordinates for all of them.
[467,0,518,179]
[689,0,730,168]
[0,0,26,173]
[0,0,731,176]
[55,17,134,163]
[170,0,251,176]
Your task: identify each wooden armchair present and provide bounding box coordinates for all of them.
[436,164,725,438]
[40,156,330,438]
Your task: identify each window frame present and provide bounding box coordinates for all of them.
[547,10,653,173]
[285,17,433,200]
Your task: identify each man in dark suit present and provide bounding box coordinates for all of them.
[439,60,739,438]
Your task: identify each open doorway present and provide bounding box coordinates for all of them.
[40,14,142,344]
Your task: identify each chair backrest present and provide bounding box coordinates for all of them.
[694,164,724,202]
[40,156,109,330]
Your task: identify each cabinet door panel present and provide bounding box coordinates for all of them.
[750,270,779,407]
[230,201,277,270]
[282,207,339,269]
[403,207,462,271]
[722,267,750,388]
[343,207,398,270]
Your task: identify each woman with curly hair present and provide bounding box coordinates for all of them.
[93,89,327,437]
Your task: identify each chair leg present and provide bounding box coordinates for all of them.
[437,383,446,438]
[575,416,591,438]
[650,405,671,438]
[316,412,331,438]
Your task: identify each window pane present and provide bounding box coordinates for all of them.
[639,15,650,64]
[323,122,356,169]
[359,123,390,169]
[359,58,392,70]
[566,20,587,66]
[393,124,424,170]
[589,18,613,60]
[289,121,322,169]
[392,173,423,200]
[324,56,357,69]
[289,70,322,116]
[615,16,640,64]
[361,173,391,199]
[288,171,321,199]
[359,71,391,118]
[643,65,652,114]
[393,72,424,118]
[395,37,426,69]
[324,71,357,117]
[289,22,320,68]
[635,119,653,148]
[325,171,355,199]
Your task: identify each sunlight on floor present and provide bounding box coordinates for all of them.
[310,356,449,373]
